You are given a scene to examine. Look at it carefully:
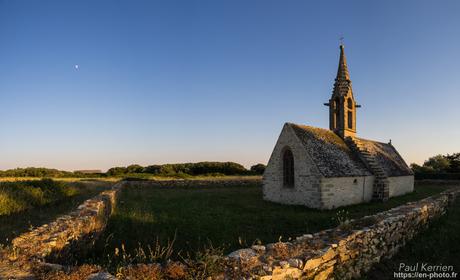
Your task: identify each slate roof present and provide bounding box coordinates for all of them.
[287,123,412,178]
[357,138,413,177]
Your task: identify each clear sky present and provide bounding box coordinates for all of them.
[1,0,459,171]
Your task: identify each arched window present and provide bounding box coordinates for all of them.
[347,98,353,129]
[333,98,339,109]
[333,98,340,129]
[348,110,353,129]
[283,148,294,188]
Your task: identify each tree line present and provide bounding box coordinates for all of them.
[0,162,267,178]
[107,162,266,176]
[411,153,460,180]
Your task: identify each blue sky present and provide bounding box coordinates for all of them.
[0,0,459,171]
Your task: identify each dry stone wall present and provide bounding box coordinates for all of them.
[123,177,261,188]
[11,182,123,263]
[0,182,124,279]
[225,188,460,280]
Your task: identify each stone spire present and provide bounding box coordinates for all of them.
[333,44,352,97]
[336,44,350,81]
[324,44,360,139]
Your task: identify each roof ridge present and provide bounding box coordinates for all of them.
[356,137,391,146]
[287,123,372,177]
[286,123,326,130]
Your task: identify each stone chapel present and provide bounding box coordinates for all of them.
[263,44,414,209]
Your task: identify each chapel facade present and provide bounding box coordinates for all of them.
[263,45,414,209]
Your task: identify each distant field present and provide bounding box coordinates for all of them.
[0,180,113,244]
[88,180,457,270]
[0,175,261,182]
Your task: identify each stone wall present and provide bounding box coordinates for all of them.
[123,177,261,188]
[389,175,415,197]
[263,124,322,208]
[0,182,124,279]
[226,187,460,280]
[319,175,415,209]
[319,176,374,209]
[11,182,123,263]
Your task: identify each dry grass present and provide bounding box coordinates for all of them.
[0,175,260,182]
[33,264,102,280]
[0,177,119,182]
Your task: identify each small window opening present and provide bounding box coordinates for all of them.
[348,110,353,129]
[283,148,294,188]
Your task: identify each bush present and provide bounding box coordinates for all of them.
[414,173,460,180]
[139,162,251,177]
[107,167,128,177]
[411,153,460,180]
[0,167,106,179]
[250,164,266,175]
[126,164,144,174]
[0,161,260,179]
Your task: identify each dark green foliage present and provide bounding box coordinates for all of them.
[250,164,266,175]
[445,153,460,172]
[153,162,248,176]
[414,172,460,180]
[0,167,105,178]
[106,167,128,176]
[0,167,74,178]
[110,162,251,177]
[143,165,162,174]
[0,162,257,179]
[126,164,144,174]
[411,153,460,179]
[90,181,453,268]
[424,154,450,172]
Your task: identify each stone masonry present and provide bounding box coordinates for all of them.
[263,124,322,208]
[346,137,390,201]
[0,182,124,279]
[226,187,460,279]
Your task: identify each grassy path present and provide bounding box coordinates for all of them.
[0,181,112,245]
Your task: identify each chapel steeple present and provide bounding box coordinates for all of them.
[324,44,360,139]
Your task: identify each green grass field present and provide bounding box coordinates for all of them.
[0,179,84,216]
[0,180,113,244]
[88,180,457,269]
